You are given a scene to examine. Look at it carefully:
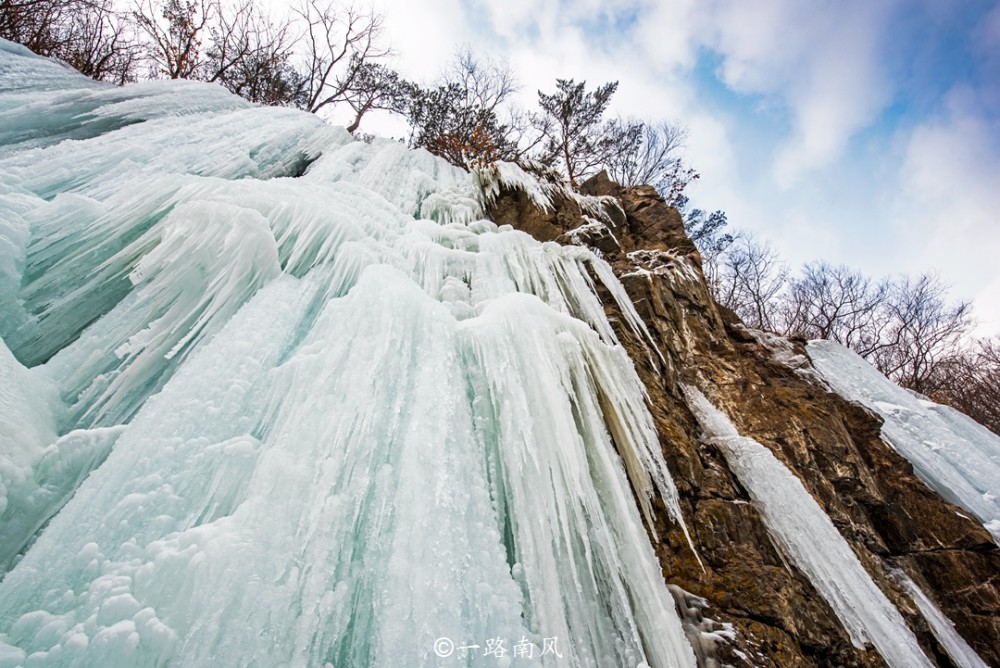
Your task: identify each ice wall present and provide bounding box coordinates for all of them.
[807,340,1000,541]
[683,386,934,668]
[0,41,696,667]
[0,339,63,571]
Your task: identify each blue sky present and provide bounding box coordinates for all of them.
[367,0,1000,334]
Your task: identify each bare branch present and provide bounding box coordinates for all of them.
[709,232,788,331]
[294,0,389,115]
[133,0,212,79]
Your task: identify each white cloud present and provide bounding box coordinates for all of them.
[365,0,999,335]
[469,0,541,39]
[893,86,1000,334]
[706,0,811,92]
[633,0,706,70]
[699,0,897,185]
[373,0,471,80]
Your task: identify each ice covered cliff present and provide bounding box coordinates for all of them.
[487,172,1000,666]
[1,39,998,668]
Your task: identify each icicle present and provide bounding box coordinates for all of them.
[683,385,934,668]
[585,252,668,369]
[42,200,281,427]
[0,339,63,573]
[891,571,989,668]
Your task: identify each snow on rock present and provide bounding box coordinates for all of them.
[622,250,700,286]
[0,42,696,667]
[734,326,822,382]
[683,386,935,668]
[666,585,737,668]
[475,160,622,229]
[477,160,558,212]
[807,339,1000,541]
[563,216,620,252]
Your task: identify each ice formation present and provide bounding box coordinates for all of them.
[683,386,935,668]
[0,40,697,666]
[807,340,1000,541]
[892,571,989,668]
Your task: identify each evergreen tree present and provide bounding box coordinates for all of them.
[406,82,516,166]
[536,79,634,187]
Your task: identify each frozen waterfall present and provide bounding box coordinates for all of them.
[808,339,1000,541]
[683,386,935,668]
[0,40,697,667]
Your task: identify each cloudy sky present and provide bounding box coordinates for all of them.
[362,0,1000,334]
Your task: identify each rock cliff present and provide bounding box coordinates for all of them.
[486,169,1000,667]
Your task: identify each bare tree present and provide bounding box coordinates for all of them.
[339,60,410,132]
[134,0,211,79]
[869,274,972,393]
[1,0,74,54]
[3,0,139,82]
[438,48,540,157]
[405,48,541,166]
[711,233,788,331]
[929,336,1000,435]
[132,0,307,104]
[683,209,975,407]
[295,0,388,115]
[685,211,971,398]
[204,0,260,83]
[205,0,303,105]
[780,262,890,355]
[773,266,969,394]
[61,3,140,83]
[443,47,516,115]
[606,121,698,205]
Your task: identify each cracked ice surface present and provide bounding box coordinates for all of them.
[807,340,1000,542]
[0,41,695,667]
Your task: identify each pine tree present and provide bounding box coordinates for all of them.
[536,79,634,187]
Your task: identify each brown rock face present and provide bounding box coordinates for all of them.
[486,170,1000,667]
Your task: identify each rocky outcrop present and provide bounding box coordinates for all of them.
[486,169,1000,667]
